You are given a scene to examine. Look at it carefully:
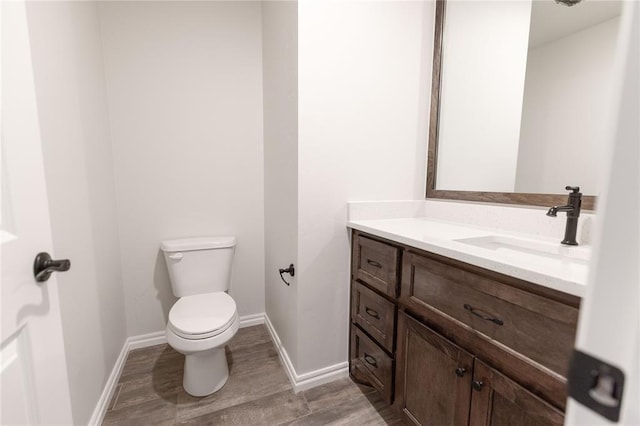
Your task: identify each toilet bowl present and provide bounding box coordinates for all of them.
[165,292,239,396]
[161,236,238,397]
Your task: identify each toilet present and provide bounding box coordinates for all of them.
[161,236,239,397]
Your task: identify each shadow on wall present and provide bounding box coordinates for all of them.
[154,250,177,324]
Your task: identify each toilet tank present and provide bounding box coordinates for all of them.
[160,236,236,297]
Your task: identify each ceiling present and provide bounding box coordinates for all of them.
[528,0,623,47]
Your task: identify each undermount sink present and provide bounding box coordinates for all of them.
[454,235,590,264]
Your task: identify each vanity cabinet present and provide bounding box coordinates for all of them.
[349,230,580,425]
[399,250,579,409]
[349,233,401,403]
[395,312,564,426]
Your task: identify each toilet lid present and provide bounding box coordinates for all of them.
[169,292,237,338]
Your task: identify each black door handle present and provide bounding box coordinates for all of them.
[34,252,70,282]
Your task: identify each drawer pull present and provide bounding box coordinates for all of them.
[464,304,504,326]
[455,367,467,377]
[366,259,382,268]
[363,354,378,368]
[472,380,485,391]
[364,306,380,319]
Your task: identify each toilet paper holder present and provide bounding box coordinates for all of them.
[279,264,295,286]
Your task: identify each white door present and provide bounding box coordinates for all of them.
[0,1,73,424]
[565,2,639,425]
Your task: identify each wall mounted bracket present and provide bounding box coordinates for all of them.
[278,264,295,286]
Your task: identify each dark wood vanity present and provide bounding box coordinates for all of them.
[349,230,581,425]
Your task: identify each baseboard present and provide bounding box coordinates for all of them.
[239,312,265,328]
[294,360,349,392]
[263,314,298,389]
[128,330,167,350]
[87,338,129,426]
[88,313,266,425]
[264,314,348,393]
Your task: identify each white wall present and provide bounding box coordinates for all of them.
[26,2,127,424]
[515,17,621,195]
[436,1,532,192]
[262,2,299,367]
[296,0,433,374]
[99,1,265,336]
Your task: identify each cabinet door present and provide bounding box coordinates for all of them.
[469,360,564,426]
[395,312,474,426]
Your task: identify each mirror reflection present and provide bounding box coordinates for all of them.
[435,0,623,195]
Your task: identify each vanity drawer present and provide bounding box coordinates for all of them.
[353,234,400,297]
[350,325,394,403]
[351,281,396,352]
[399,251,579,378]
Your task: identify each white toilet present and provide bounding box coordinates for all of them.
[160,236,239,397]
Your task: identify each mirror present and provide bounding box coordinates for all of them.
[426,0,623,210]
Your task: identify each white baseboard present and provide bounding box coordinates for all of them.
[88,313,266,425]
[128,330,167,351]
[263,314,298,389]
[87,338,129,426]
[264,314,348,393]
[238,312,265,328]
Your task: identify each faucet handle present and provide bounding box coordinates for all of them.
[565,186,581,194]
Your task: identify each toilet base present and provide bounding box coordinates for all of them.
[183,347,229,397]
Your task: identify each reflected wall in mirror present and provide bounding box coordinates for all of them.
[427,0,622,209]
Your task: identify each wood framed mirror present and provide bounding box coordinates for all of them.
[425,0,622,211]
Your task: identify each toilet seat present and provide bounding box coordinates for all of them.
[168,292,237,340]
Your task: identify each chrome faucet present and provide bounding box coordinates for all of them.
[546,186,582,245]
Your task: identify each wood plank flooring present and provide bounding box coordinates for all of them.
[103,325,404,425]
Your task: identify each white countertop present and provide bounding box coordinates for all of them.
[348,217,590,298]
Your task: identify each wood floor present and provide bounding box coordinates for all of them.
[103,325,404,425]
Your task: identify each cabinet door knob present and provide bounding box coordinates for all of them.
[472,380,485,391]
[455,367,467,377]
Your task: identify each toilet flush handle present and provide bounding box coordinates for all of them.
[168,253,183,261]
